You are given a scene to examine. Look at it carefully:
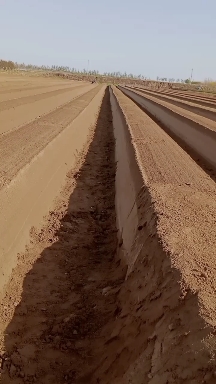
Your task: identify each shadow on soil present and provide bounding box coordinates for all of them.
[1,88,215,384]
[120,86,216,183]
[1,87,125,383]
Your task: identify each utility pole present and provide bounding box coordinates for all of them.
[190,68,193,82]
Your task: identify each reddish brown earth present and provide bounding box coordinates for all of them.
[0,88,124,383]
[0,75,216,384]
[133,87,216,113]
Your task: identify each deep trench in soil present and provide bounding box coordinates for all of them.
[1,88,215,384]
[0,88,125,383]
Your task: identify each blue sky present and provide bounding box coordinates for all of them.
[0,0,215,80]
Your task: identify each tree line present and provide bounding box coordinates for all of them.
[1,59,191,83]
[15,62,150,79]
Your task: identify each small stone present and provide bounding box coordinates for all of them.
[168,323,175,331]
[147,332,156,341]
[73,330,78,335]
[19,371,25,378]
[184,331,190,336]
[185,182,191,186]
[64,314,75,323]
[102,286,112,295]
[148,373,153,379]
[66,341,72,348]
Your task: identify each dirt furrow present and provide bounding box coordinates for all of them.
[0,86,101,189]
[116,88,216,189]
[138,87,216,102]
[0,78,74,96]
[120,86,216,176]
[133,87,216,119]
[91,86,216,384]
[0,84,94,135]
[0,82,83,103]
[0,84,88,111]
[0,87,122,384]
[1,81,216,384]
[162,89,216,102]
[155,88,216,107]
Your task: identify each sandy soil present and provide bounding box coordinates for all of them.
[0,73,85,100]
[128,88,216,133]
[0,73,105,302]
[0,85,100,188]
[0,82,84,102]
[92,88,216,384]
[0,87,124,384]
[0,83,95,135]
[161,89,216,102]
[121,87,216,174]
[0,75,216,383]
[135,87,216,108]
[133,87,216,121]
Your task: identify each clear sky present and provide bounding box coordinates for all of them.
[0,0,215,80]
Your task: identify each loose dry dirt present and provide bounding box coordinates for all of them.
[0,87,125,383]
[133,87,216,121]
[0,85,101,189]
[128,87,216,132]
[121,86,216,176]
[0,75,216,384]
[134,87,216,107]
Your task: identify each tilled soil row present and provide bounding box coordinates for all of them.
[98,87,216,384]
[0,83,86,112]
[132,87,216,121]
[128,87,216,132]
[0,88,125,383]
[135,87,216,108]
[0,85,101,189]
[120,86,216,181]
[0,81,74,97]
[1,84,216,384]
[161,89,216,102]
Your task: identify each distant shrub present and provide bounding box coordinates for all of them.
[0,60,16,70]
